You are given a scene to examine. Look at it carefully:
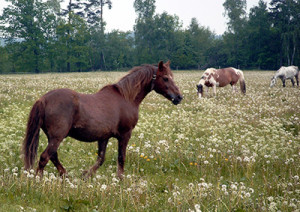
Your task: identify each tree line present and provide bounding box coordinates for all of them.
[0,0,299,73]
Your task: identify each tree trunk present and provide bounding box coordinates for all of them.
[291,45,296,65]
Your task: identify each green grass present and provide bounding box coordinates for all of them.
[0,71,299,211]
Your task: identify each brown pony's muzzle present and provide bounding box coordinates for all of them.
[169,84,183,105]
[171,94,183,105]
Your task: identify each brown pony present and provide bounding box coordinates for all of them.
[196,67,246,98]
[23,61,182,179]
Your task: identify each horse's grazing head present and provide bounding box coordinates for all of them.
[196,74,207,98]
[270,76,277,87]
[153,61,183,105]
[196,83,204,98]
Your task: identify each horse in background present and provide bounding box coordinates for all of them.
[270,66,299,87]
[23,61,183,179]
[196,67,246,98]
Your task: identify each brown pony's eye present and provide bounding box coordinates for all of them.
[163,77,168,82]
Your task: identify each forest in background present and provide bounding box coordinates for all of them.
[0,0,299,73]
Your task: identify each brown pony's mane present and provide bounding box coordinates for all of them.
[114,64,156,101]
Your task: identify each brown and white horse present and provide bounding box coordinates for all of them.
[196,67,246,98]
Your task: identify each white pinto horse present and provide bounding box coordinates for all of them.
[197,67,246,98]
[270,66,299,87]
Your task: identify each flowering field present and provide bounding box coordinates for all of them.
[0,71,299,211]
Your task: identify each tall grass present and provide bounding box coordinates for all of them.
[0,71,299,211]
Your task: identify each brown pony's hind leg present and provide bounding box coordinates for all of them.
[36,138,62,176]
[50,152,67,176]
[83,139,109,178]
[117,131,132,179]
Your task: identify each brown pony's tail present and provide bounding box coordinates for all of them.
[239,71,246,94]
[23,99,44,170]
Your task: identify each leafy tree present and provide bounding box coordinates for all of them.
[186,18,215,69]
[0,46,11,73]
[270,0,300,66]
[0,0,56,73]
[104,30,135,70]
[169,30,192,70]
[79,0,113,70]
[133,0,156,64]
[246,0,277,69]
[58,0,81,72]
[72,0,113,31]
[151,12,181,62]
[207,38,229,68]
[134,0,156,20]
[223,0,247,33]
[223,0,247,68]
[171,30,197,70]
[69,14,91,72]
[55,13,91,72]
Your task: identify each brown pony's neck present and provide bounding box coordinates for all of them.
[114,65,156,106]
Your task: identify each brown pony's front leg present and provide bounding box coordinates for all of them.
[117,131,132,179]
[83,139,109,178]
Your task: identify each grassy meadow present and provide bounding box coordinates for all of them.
[0,70,299,211]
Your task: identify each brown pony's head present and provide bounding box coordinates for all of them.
[153,61,183,105]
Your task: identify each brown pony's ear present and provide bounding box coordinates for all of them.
[166,60,170,67]
[158,61,164,72]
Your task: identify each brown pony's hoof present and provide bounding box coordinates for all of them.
[82,170,89,179]
[36,169,44,178]
[82,170,94,180]
[60,172,68,179]
[117,170,124,180]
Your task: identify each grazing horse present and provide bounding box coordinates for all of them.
[270,66,299,87]
[23,61,183,179]
[196,67,246,98]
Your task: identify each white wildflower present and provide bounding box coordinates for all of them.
[195,204,201,212]
[100,184,107,191]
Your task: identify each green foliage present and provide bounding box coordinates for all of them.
[0,0,57,73]
[0,47,11,73]
[247,0,276,69]
[223,0,247,33]
[270,0,300,66]
[223,0,248,68]
[105,30,135,70]
[186,18,215,69]
[134,0,156,20]
[0,0,299,72]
